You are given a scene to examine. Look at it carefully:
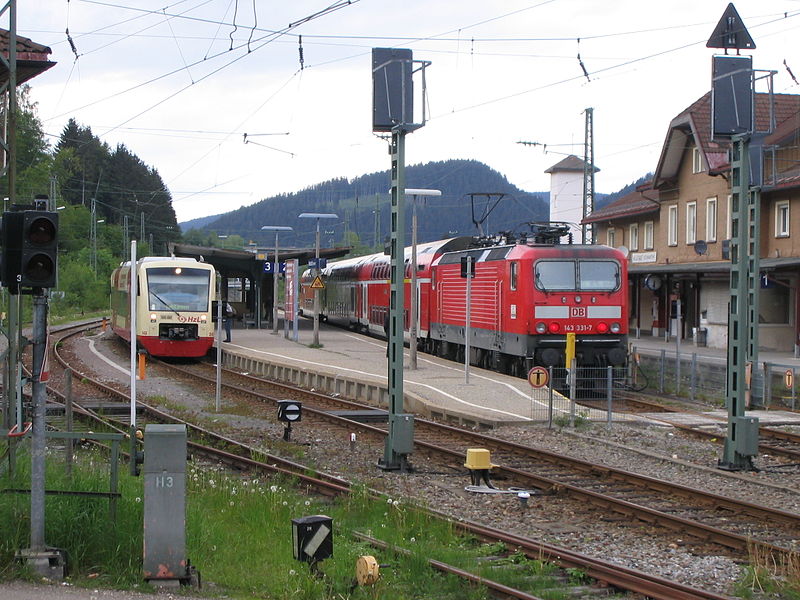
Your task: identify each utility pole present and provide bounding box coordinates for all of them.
[706,4,761,471]
[374,194,380,250]
[371,47,430,471]
[582,107,595,244]
[91,198,97,273]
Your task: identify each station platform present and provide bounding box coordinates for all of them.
[216,318,583,429]
[215,320,800,429]
[629,332,800,369]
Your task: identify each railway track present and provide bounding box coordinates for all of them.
[610,391,800,462]
[143,357,800,566]
[37,321,737,600]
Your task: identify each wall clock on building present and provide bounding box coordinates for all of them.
[644,274,662,291]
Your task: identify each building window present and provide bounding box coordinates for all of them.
[776,201,790,238]
[692,147,704,174]
[686,202,696,244]
[706,197,717,242]
[629,223,639,251]
[607,227,616,248]
[667,205,678,246]
[644,221,654,250]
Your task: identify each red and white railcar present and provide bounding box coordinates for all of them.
[111,257,216,358]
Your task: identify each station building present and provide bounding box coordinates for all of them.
[583,91,800,353]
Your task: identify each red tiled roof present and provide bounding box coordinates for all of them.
[0,29,55,86]
[654,91,800,187]
[583,183,660,224]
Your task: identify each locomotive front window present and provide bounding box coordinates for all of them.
[578,261,619,291]
[147,267,211,312]
[536,260,619,291]
[535,261,576,290]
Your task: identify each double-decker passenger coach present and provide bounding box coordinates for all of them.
[111,257,216,358]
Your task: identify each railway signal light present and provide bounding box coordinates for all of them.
[1,210,59,293]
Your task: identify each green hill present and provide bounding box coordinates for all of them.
[181,159,550,248]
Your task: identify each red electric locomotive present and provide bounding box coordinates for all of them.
[301,223,628,381]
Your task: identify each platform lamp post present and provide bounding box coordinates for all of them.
[298,213,338,346]
[261,225,293,335]
[405,189,441,370]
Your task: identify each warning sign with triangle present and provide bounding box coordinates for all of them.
[707,3,756,51]
[310,275,325,289]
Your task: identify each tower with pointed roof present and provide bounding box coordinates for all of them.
[545,155,599,243]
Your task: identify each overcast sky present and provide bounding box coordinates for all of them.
[20,1,800,224]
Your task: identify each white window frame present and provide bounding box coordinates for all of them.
[644,221,654,250]
[692,147,704,174]
[629,223,639,251]
[667,205,678,246]
[686,201,697,244]
[706,197,717,243]
[607,227,616,248]
[776,200,790,238]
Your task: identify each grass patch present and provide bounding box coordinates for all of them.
[1,449,583,599]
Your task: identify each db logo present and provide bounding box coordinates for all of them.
[570,307,586,318]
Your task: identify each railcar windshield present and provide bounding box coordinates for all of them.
[146,267,211,312]
[535,260,619,291]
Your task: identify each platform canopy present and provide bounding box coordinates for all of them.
[168,243,349,280]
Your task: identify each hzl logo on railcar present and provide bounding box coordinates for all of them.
[178,315,204,322]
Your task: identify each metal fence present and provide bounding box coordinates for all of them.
[526,365,629,427]
[631,347,800,410]
[631,347,727,405]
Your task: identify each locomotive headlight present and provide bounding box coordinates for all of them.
[574,296,582,303]
[548,322,560,333]
[200,315,207,323]
[150,313,157,322]
[591,296,597,303]
[536,322,547,333]
[596,322,609,333]
[610,323,621,333]
[561,296,567,304]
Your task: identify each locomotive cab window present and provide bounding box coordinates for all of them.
[535,260,619,291]
[147,267,211,312]
[535,261,576,290]
[510,261,518,291]
[578,261,619,291]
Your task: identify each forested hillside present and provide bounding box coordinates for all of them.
[183,159,550,249]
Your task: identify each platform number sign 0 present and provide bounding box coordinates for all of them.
[527,366,549,388]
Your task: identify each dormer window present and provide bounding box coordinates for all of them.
[692,147,704,174]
